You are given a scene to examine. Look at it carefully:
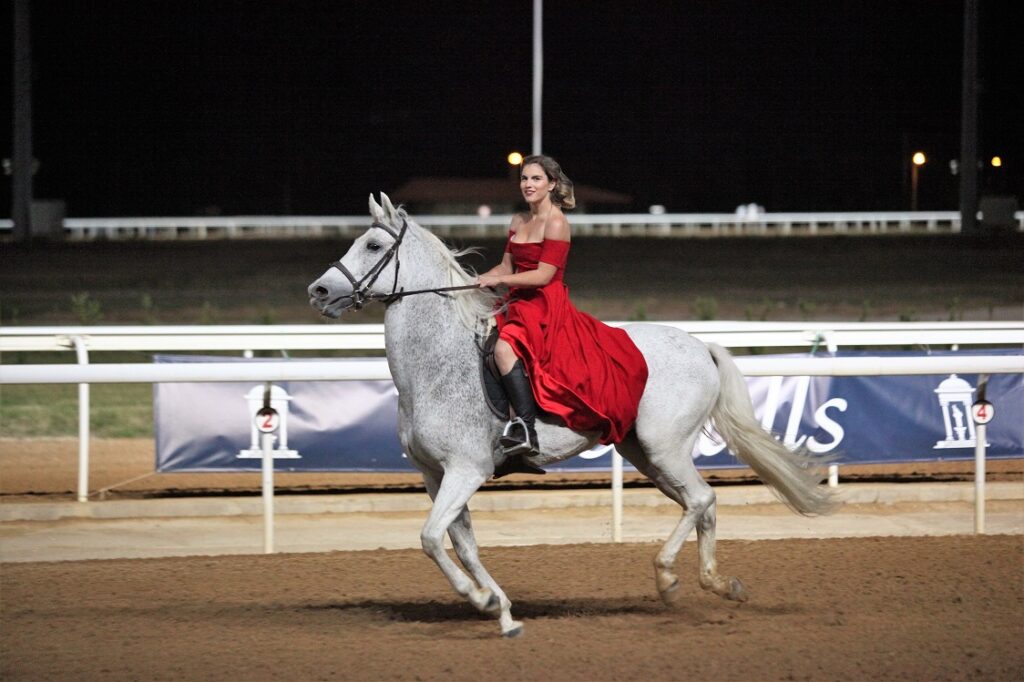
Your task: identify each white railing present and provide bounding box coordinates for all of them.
[4,320,1023,354]
[2,321,1022,507]
[2,211,1022,240]
[4,354,1021,385]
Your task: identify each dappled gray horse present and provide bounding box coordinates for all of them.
[308,194,835,637]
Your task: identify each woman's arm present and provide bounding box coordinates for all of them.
[478,261,556,288]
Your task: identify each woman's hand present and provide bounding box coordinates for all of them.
[476,273,504,288]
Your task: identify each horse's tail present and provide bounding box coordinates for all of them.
[706,343,838,516]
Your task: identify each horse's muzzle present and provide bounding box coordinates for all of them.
[308,278,353,318]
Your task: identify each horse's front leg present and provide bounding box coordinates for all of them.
[418,468,504,627]
[447,504,523,637]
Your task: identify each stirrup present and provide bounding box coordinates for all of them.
[500,417,536,455]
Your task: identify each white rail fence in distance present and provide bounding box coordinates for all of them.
[2,211,1023,240]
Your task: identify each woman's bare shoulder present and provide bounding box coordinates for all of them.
[545,212,571,241]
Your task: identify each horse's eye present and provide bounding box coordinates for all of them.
[367,241,382,252]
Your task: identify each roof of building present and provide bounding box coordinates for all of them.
[392,177,633,206]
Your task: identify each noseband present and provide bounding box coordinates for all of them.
[326,219,480,311]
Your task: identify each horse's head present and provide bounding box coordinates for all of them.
[308,192,407,318]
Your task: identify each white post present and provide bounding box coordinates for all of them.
[974,421,986,534]
[261,431,276,553]
[611,449,623,542]
[532,0,543,155]
[971,374,992,534]
[72,336,90,502]
[828,465,839,487]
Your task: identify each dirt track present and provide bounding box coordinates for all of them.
[2,535,1021,681]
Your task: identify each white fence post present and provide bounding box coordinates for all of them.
[72,336,91,502]
[611,450,623,542]
[974,422,986,534]
[262,430,276,553]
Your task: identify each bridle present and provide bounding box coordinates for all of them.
[326,219,481,311]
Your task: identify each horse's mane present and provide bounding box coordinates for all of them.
[389,208,500,332]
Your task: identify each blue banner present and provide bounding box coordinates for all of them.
[154,350,1022,472]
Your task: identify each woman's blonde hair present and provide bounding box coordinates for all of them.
[522,154,576,210]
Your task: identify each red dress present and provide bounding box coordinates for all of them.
[496,236,649,444]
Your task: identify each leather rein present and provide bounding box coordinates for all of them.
[327,219,481,311]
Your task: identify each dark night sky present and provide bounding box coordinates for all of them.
[3,0,1022,216]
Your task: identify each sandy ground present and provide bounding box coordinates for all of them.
[2,535,1022,681]
[1,439,1023,680]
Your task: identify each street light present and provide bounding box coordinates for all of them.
[991,156,1002,168]
[911,152,926,211]
[507,151,524,183]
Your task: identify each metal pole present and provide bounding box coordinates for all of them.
[974,422,986,534]
[959,0,979,235]
[261,431,275,553]
[532,0,543,155]
[973,373,989,534]
[911,164,919,212]
[72,337,90,502]
[12,0,34,240]
[611,449,623,542]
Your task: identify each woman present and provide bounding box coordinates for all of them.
[477,155,649,475]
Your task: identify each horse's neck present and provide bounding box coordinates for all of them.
[383,264,478,390]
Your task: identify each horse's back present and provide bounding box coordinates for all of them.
[622,322,721,424]
[622,322,714,371]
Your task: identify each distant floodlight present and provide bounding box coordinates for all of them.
[507,152,524,166]
[991,156,1002,168]
[912,152,927,166]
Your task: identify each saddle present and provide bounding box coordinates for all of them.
[480,326,511,419]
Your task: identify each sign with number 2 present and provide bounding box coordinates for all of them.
[255,407,280,433]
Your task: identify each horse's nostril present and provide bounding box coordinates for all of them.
[315,285,328,298]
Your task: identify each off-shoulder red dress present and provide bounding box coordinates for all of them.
[496,236,648,444]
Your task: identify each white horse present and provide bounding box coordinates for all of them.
[308,194,836,638]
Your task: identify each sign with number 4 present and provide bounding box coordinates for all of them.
[971,400,994,425]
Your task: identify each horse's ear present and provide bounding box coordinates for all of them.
[380,193,397,221]
[368,193,384,222]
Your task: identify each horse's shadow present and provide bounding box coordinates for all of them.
[305,596,658,623]
[302,595,803,624]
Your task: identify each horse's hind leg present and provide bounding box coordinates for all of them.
[617,433,747,605]
[696,497,747,602]
[419,468,522,636]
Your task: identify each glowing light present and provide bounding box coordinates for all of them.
[912,152,926,166]
[507,151,524,166]
[991,156,1002,167]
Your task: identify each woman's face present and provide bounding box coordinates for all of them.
[520,163,555,205]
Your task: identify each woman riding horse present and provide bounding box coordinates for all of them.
[477,155,649,475]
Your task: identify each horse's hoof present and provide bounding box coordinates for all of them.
[502,621,524,638]
[658,578,681,606]
[727,577,748,602]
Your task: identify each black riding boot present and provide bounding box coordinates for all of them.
[493,360,546,477]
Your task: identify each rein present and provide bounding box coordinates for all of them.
[327,218,481,310]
